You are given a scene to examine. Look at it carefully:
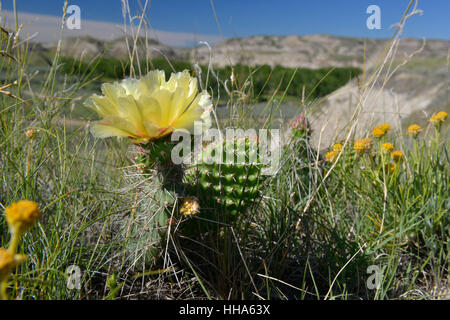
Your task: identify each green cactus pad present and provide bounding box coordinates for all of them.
[183,136,265,233]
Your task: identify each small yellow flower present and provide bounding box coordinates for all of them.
[4,200,41,234]
[179,197,200,216]
[383,163,396,174]
[382,143,394,153]
[25,128,37,139]
[436,111,448,121]
[429,111,448,126]
[372,123,390,139]
[332,143,343,152]
[354,138,373,154]
[0,248,27,282]
[362,137,373,148]
[407,124,422,138]
[391,150,404,162]
[354,140,365,151]
[372,126,386,138]
[429,115,439,126]
[325,151,337,163]
[379,123,391,132]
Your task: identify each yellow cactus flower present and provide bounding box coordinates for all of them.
[407,124,422,137]
[4,200,41,234]
[429,111,448,126]
[332,143,343,152]
[325,151,337,163]
[86,70,212,143]
[372,127,386,138]
[0,248,27,282]
[179,197,200,216]
[382,142,394,153]
[391,150,404,162]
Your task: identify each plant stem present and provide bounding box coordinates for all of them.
[0,280,8,300]
[8,231,20,255]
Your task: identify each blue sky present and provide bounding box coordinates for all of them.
[3,0,450,42]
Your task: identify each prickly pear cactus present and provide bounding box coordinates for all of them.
[136,136,186,197]
[192,162,261,216]
[121,135,187,266]
[183,136,265,232]
[124,134,266,256]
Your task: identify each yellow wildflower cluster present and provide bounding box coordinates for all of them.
[429,111,448,127]
[372,123,391,138]
[380,142,401,167]
[354,138,373,154]
[382,143,394,153]
[405,111,447,138]
[325,151,337,163]
[325,116,446,174]
[332,143,343,152]
[379,123,391,132]
[372,127,385,138]
[325,143,344,163]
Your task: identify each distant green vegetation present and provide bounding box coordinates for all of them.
[59,56,361,102]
